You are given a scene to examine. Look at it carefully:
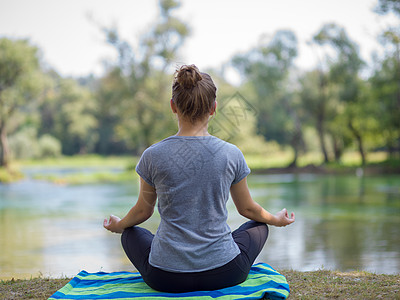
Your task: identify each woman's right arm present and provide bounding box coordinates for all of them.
[230,177,295,227]
[103,177,157,233]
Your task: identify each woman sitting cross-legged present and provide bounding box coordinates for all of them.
[103,64,295,293]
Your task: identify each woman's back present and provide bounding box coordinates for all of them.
[136,135,250,272]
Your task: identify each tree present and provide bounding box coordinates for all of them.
[312,23,366,164]
[298,70,333,160]
[374,0,400,17]
[92,68,127,154]
[370,30,400,157]
[232,30,305,166]
[371,0,400,157]
[39,72,97,155]
[0,38,43,167]
[97,0,189,154]
[204,72,271,155]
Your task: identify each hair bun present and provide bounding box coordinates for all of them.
[176,64,202,89]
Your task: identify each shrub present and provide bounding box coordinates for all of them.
[8,127,40,160]
[38,134,62,158]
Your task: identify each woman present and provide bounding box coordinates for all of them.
[103,64,295,293]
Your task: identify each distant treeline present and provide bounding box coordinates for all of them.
[0,0,399,168]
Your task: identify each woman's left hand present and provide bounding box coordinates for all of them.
[103,215,124,234]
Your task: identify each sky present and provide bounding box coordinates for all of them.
[0,0,397,83]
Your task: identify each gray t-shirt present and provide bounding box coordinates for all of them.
[135,135,250,272]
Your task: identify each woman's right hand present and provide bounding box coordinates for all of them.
[273,208,295,227]
[103,215,124,234]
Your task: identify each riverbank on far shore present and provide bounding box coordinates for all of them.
[252,161,400,176]
[1,152,399,185]
[0,269,398,299]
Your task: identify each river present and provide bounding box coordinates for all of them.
[0,169,399,279]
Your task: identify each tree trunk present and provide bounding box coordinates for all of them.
[0,122,10,168]
[288,114,304,168]
[288,146,298,168]
[332,135,343,162]
[288,121,300,168]
[317,71,329,164]
[395,43,400,158]
[317,118,329,163]
[348,120,366,165]
[387,136,395,159]
[97,122,113,155]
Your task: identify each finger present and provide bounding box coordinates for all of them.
[103,218,108,228]
[283,208,289,217]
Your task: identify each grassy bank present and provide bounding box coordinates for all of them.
[18,154,135,168]
[1,151,399,185]
[0,165,24,183]
[0,270,399,299]
[12,155,138,184]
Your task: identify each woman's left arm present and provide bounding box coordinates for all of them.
[103,177,157,234]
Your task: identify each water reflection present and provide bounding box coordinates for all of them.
[248,174,400,274]
[0,173,399,279]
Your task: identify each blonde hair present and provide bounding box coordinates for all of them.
[172,64,216,124]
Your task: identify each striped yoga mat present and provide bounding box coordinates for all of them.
[49,263,289,299]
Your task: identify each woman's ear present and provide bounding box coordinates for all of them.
[170,99,177,113]
[210,101,217,115]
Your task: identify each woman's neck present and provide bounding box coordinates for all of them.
[175,117,210,137]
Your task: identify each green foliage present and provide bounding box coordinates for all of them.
[307,23,369,164]
[91,68,126,155]
[1,2,400,169]
[232,30,305,166]
[0,38,39,91]
[0,38,43,166]
[8,127,61,160]
[38,74,97,155]
[370,28,400,157]
[96,0,190,154]
[8,127,39,159]
[208,78,271,155]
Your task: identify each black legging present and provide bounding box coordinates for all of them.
[121,221,269,293]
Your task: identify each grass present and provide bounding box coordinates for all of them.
[18,154,136,168]
[31,170,138,185]
[282,269,400,299]
[14,154,139,184]
[0,165,24,183]
[0,277,70,300]
[245,151,391,170]
[0,270,398,299]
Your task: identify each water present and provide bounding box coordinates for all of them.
[0,169,399,279]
